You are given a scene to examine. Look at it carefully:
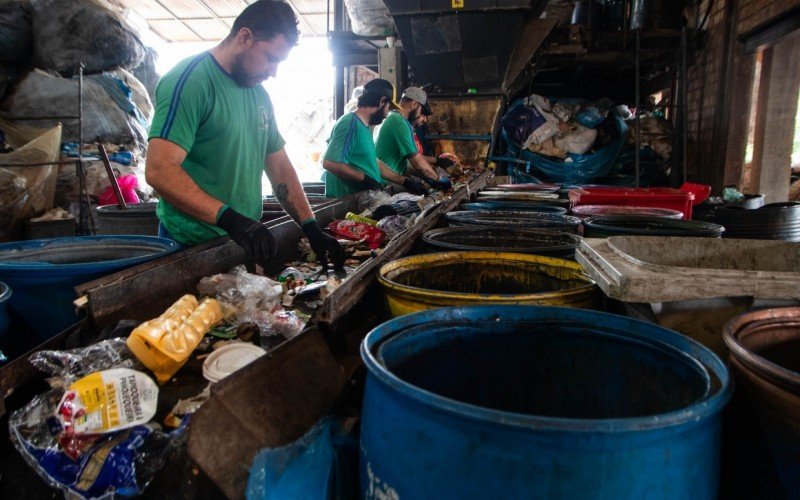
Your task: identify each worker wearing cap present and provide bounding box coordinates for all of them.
[145,0,344,271]
[410,102,437,164]
[322,79,427,198]
[375,87,452,190]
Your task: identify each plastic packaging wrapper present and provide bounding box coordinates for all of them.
[342,0,393,37]
[501,104,546,146]
[575,105,606,128]
[357,189,391,213]
[327,220,385,249]
[29,338,140,388]
[551,102,574,123]
[554,124,598,155]
[10,338,181,499]
[373,199,422,220]
[55,368,158,436]
[522,93,551,112]
[197,266,300,338]
[260,310,305,339]
[98,174,140,206]
[10,389,182,499]
[246,418,359,500]
[0,118,60,242]
[376,215,409,240]
[197,265,282,312]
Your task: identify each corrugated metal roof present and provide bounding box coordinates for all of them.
[114,0,328,42]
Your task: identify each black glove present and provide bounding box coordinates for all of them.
[434,156,455,169]
[402,175,428,195]
[426,176,453,191]
[360,175,383,191]
[302,220,345,271]
[217,206,277,267]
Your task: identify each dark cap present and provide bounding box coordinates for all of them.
[362,78,400,109]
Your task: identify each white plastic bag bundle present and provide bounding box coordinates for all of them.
[343,0,394,36]
[555,123,598,155]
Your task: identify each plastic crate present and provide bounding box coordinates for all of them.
[569,186,698,219]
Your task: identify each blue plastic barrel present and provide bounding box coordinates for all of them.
[361,306,732,499]
[0,282,10,339]
[0,236,179,341]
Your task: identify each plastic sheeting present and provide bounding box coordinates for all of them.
[0,118,60,241]
[30,0,145,77]
[2,69,150,144]
[343,0,393,37]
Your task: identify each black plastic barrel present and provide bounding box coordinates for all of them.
[461,202,567,214]
[445,210,582,233]
[421,227,580,258]
[95,202,159,236]
[583,215,725,238]
[699,203,800,241]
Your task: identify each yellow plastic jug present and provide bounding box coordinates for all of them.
[126,294,223,384]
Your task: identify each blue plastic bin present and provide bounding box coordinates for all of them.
[0,236,179,342]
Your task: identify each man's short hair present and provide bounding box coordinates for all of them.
[229,0,300,45]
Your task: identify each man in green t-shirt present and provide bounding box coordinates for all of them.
[374,87,452,191]
[145,0,343,270]
[322,79,427,198]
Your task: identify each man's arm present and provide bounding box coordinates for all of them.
[377,159,407,185]
[322,158,368,183]
[406,153,439,180]
[265,148,313,225]
[145,138,223,223]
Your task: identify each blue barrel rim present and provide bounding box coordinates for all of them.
[0,281,10,302]
[421,227,581,255]
[362,306,732,433]
[446,210,582,227]
[461,202,568,214]
[0,236,180,270]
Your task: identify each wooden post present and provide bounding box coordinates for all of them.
[750,32,800,202]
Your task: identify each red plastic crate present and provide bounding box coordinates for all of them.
[569,186,697,219]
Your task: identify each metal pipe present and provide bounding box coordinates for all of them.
[4,115,80,121]
[98,144,127,210]
[77,64,96,235]
[635,29,641,188]
[682,26,688,184]
[0,160,82,168]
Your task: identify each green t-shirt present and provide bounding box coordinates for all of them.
[148,52,285,245]
[323,112,381,198]
[375,110,417,175]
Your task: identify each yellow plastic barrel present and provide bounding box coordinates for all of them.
[378,251,599,317]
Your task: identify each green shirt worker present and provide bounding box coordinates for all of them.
[145,0,344,270]
[375,87,452,190]
[322,79,427,198]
